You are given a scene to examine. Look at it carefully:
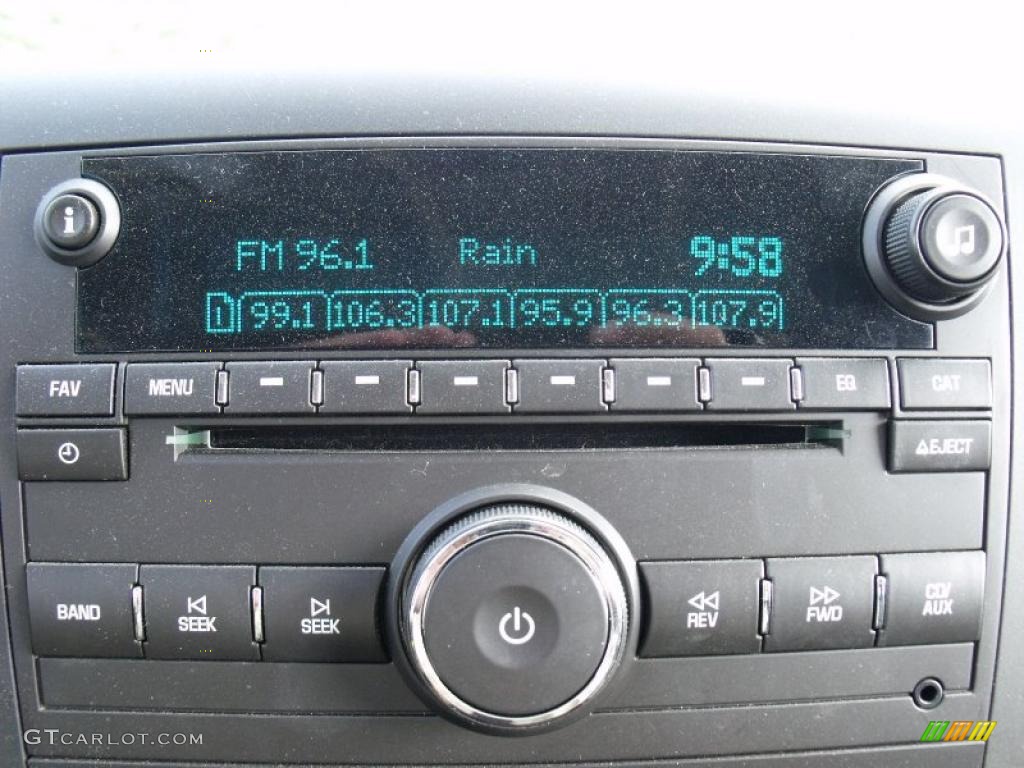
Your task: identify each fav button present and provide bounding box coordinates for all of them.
[878,551,985,647]
[640,559,763,656]
[888,420,991,472]
[26,563,141,658]
[16,363,116,417]
[140,565,258,660]
[258,567,387,662]
[764,556,876,651]
[17,428,128,481]
[125,362,221,415]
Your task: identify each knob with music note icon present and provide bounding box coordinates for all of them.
[863,174,1005,319]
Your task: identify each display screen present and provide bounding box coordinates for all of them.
[78,148,931,352]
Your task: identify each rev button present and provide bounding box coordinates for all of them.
[640,559,762,656]
[125,363,221,415]
[258,567,387,662]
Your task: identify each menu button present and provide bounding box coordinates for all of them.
[125,362,221,415]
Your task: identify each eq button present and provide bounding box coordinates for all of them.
[796,358,890,410]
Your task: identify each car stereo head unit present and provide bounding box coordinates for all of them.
[0,137,1012,762]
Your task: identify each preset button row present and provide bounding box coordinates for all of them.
[15,357,992,417]
[26,563,386,662]
[641,550,985,658]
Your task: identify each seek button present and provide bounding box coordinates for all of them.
[259,567,386,662]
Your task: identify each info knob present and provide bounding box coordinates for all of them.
[390,491,635,734]
[863,174,1006,319]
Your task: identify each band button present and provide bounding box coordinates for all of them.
[27,563,141,658]
[795,358,890,410]
[140,565,259,660]
[258,567,387,662]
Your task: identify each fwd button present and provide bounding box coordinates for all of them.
[764,556,877,651]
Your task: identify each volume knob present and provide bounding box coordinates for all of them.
[390,492,635,734]
[864,174,1005,319]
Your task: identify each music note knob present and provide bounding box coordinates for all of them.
[863,174,1006,319]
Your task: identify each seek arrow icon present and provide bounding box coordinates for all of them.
[310,598,331,617]
[687,590,720,611]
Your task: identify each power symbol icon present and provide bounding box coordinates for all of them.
[498,606,536,645]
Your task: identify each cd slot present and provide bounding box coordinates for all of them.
[201,422,844,453]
